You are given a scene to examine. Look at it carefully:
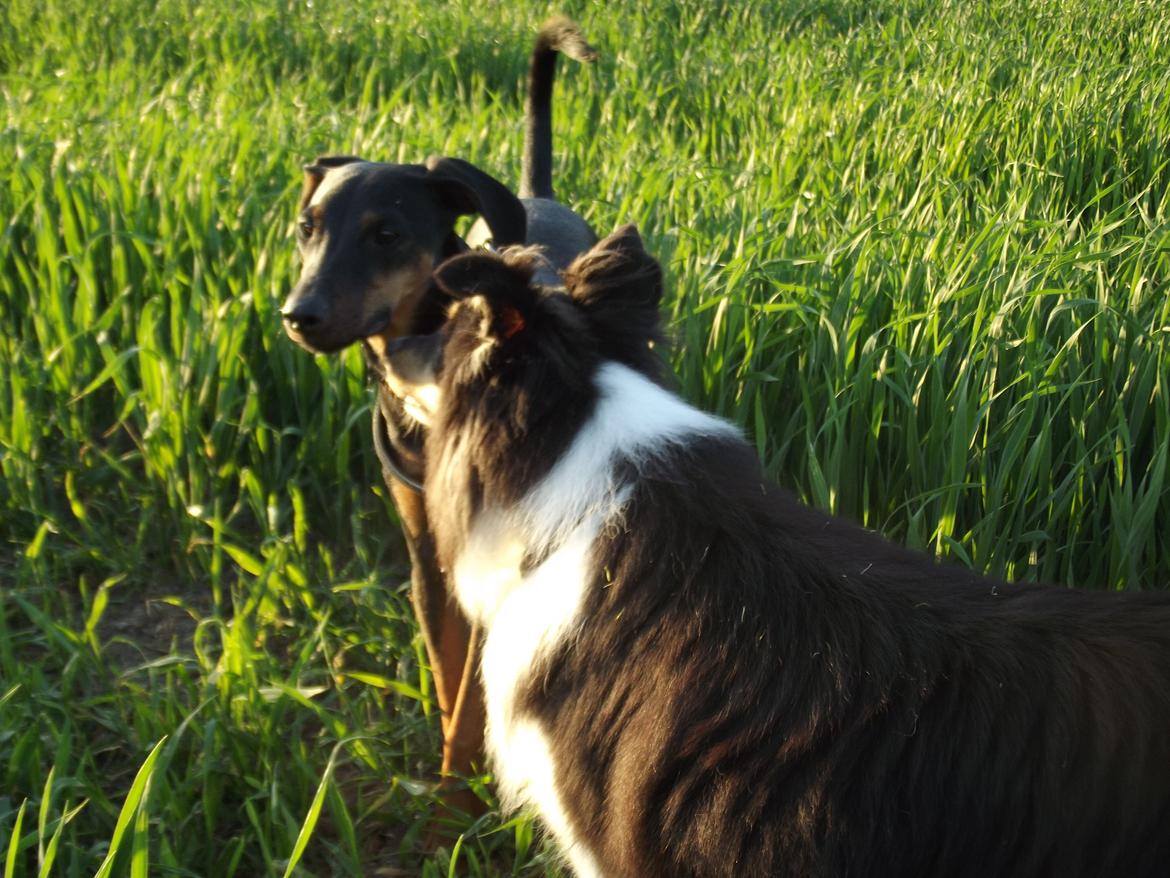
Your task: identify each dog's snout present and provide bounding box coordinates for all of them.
[281,298,326,332]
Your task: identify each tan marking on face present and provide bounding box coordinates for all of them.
[364,330,391,359]
[299,169,324,211]
[384,253,436,335]
[363,252,436,357]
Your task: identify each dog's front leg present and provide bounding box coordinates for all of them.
[388,479,487,819]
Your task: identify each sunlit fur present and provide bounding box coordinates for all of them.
[413,226,1170,877]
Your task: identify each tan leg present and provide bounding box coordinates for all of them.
[389,479,487,819]
[435,623,487,816]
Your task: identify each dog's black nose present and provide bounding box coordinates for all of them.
[281,301,325,332]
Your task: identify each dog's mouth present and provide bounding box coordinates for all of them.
[283,325,339,355]
[362,315,396,362]
[281,309,393,355]
[361,307,393,340]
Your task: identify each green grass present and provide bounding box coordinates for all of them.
[2,0,1170,873]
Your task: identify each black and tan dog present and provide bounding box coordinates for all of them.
[280,17,598,812]
[381,228,1170,877]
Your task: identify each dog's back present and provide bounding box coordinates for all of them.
[530,422,1170,876]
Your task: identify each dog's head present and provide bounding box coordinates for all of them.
[381,224,664,434]
[281,155,527,353]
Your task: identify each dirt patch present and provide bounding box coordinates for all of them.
[96,579,212,667]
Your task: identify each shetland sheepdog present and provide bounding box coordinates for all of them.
[381,225,1170,877]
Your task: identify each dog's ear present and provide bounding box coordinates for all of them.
[424,156,527,247]
[299,155,362,210]
[564,224,663,320]
[433,251,539,342]
[563,224,666,370]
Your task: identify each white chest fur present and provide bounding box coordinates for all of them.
[447,363,739,875]
[472,518,606,876]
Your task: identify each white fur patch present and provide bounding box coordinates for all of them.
[501,722,604,878]
[406,383,440,426]
[451,361,739,873]
[519,362,740,552]
[477,520,603,877]
[382,379,440,428]
[401,396,431,427]
[450,296,498,379]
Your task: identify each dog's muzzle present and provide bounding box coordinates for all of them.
[280,297,325,334]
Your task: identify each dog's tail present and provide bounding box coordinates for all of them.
[521,16,597,200]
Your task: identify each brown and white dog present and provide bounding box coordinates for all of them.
[280,18,598,810]
[381,225,1170,877]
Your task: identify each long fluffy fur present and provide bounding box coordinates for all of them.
[414,226,1170,877]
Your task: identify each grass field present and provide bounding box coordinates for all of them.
[2,0,1170,873]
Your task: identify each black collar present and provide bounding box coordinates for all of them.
[372,388,426,494]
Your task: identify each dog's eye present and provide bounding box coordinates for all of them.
[298,219,315,240]
[374,226,400,246]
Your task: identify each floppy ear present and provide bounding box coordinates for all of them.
[424,156,527,247]
[299,155,362,210]
[564,224,662,313]
[433,251,530,299]
[563,224,666,367]
[433,251,538,341]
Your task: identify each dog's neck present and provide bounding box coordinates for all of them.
[434,362,740,624]
[363,258,472,494]
[369,390,426,492]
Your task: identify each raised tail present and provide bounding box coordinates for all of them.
[521,16,597,200]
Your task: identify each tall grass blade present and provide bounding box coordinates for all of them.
[93,736,167,878]
[4,800,27,878]
[281,748,337,878]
